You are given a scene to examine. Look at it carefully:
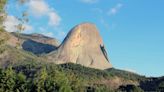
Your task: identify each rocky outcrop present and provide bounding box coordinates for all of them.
[11,33,60,55]
[22,39,56,55]
[17,33,60,47]
[47,23,112,69]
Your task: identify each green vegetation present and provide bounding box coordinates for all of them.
[0,31,9,54]
[0,57,163,92]
[0,45,40,67]
[0,0,7,29]
[59,63,146,82]
[15,11,29,48]
[0,63,73,92]
[60,63,110,80]
[0,61,113,92]
[117,85,144,92]
[158,81,164,91]
[106,68,146,81]
[0,0,28,49]
[0,61,147,92]
[0,0,8,53]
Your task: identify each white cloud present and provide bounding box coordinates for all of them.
[38,27,53,37]
[48,12,61,27]
[24,24,34,33]
[80,0,99,4]
[28,0,61,27]
[108,3,123,16]
[3,15,33,32]
[43,32,54,37]
[29,0,49,16]
[24,24,33,31]
[3,15,19,32]
[38,27,66,41]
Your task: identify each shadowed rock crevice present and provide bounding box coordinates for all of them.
[100,45,109,62]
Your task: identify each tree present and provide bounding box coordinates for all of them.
[0,66,16,92]
[67,72,85,92]
[50,70,72,92]
[0,0,8,53]
[0,0,7,29]
[47,65,73,92]
[118,85,144,92]
[157,81,164,91]
[15,11,28,40]
[15,0,29,48]
[14,72,29,92]
[33,67,48,92]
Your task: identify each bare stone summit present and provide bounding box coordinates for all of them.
[47,23,112,69]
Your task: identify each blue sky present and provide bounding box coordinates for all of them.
[5,0,164,77]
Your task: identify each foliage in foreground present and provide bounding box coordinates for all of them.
[0,62,114,92]
[0,62,163,92]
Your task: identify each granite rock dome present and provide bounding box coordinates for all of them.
[47,23,112,69]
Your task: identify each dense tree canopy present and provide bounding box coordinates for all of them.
[0,62,116,92]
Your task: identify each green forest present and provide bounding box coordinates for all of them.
[0,61,146,92]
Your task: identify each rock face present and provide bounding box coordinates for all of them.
[22,39,57,55]
[11,33,59,55]
[19,33,60,47]
[48,23,112,69]
[11,33,60,47]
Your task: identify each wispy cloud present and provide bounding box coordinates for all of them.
[91,8,110,30]
[80,0,99,4]
[48,12,61,27]
[27,0,64,40]
[3,15,18,32]
[28,0,61,27]
[38,27,66,41]
[44,32,54,37]
[107,3,123,16]
[124,68,138,73]
[38,27,53,37]
[24,24,33,33]
[3,15,33,33]
[29,0,49,16]
[100,18,110,30]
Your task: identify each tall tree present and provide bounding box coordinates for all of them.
[0,0,7,29]
[16,11,28,39]
[0,66,16,92]
[33,67,48,92]
[0,0,8,53]
[15,0,29,48]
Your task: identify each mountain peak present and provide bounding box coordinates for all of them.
[47,23,112,69]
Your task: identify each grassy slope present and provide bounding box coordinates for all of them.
[0,45,42,67]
